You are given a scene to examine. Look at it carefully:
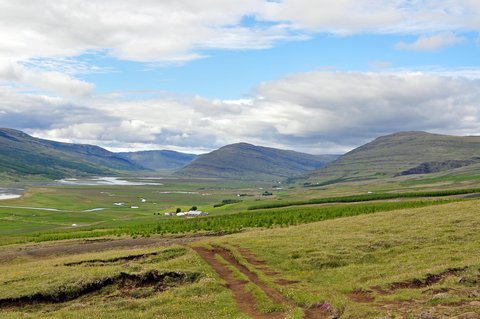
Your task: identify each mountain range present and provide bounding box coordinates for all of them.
[306,131,480,184]
[118,150,197,171]
[3,128,480,184]
[176,142,338,180]
[0,128,141,180]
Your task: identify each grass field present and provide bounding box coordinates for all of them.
[0,199,478,318]
[0,176,479,318]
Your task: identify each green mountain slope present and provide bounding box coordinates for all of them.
[117,150,197,171]
[176,142,338,180]
[0,128,141,180]
[306,131,480,183]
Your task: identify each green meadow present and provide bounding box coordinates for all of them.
[0,176,479,318]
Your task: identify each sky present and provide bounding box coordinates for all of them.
[1,1,480,154]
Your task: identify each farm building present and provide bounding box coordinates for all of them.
[164,212,176,216]
[185,210,208,217]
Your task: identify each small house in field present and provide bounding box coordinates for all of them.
[164,212,176,216]
[185,210,208,217]
[176,212,186,217]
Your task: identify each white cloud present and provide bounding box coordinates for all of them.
[260,0,480,35]
[0,0,287,63]
[0,59,94,97]
[4,70,480,154]
[0,1,479,66]
[395,33,465,51]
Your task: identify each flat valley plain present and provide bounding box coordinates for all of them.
[0,176,479,318]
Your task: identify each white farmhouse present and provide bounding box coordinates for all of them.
[185,210,208,217]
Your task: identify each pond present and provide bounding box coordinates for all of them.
[55,176,163,186]
[0,188,24,200]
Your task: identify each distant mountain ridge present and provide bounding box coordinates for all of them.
[117,150,197,171]
[0,128,142,180]
[176,142,338,180]
[306,131,480,183]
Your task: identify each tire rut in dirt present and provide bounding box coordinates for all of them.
[193,246,284,319]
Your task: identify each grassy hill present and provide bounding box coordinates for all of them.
[1,198,478,318]
[176,142,338,180]
[306,131,480,183]
[0,128,141,180]
[117,150,197,171]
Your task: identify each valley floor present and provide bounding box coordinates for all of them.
[0,200,479,318]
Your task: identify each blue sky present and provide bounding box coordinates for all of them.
[79,32,480,100]
[1,1,480,154]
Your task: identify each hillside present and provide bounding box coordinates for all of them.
[306,131,480,183]
[176,142,338,180]
[0,128,141,180]
[117,150,197,171]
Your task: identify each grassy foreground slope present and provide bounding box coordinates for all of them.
[1,199,478,318]
[306,131,480,183]
[0,244,246,319]
[201,200,480,318]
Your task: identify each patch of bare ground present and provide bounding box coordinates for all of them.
[370,267,468,295]
[347,290,375,303]
[304,303,336,319]
[377,299,480,319]
[372,267,480,318]
[389,267,467,290]
[62,247,186,266]
[193,245,335,319]
[0,233,221,262]
[274,279,300,285]
[0,271,199,308]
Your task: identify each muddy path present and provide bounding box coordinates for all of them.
[193,246,283,319]
[193,245,333,319]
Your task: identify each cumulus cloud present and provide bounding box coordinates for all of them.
[0,0,290,63]
[395,33,465,51]
[1,1,480,153]
[260,0,480,35]
[5,70,479,154]
[0,1,479,65]
[0,59,94,97]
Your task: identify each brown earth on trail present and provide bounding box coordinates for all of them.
[304,303,335,319]
[0,233,217,263]
[192,246,284,319]
[377,299,480,319]
[347,290,375,303]
[62,248,186,266]
[211,246,287,305]
[275,279,300,285]
[0,271,198,308]
[389,267,467,290]
[193,245,333,319]
[372,267,480,318]
[63,251,162,266]
[370,267,468,295]
[232,244,269,267]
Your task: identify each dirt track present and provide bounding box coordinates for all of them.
[193,245,332,319]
